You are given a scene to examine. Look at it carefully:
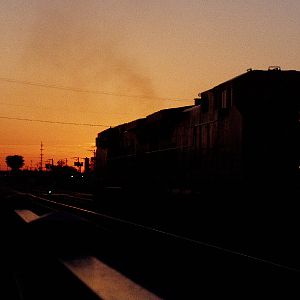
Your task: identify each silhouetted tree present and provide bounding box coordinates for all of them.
[6,155,25,172]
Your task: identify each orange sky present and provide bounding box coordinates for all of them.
[1,0,300,170]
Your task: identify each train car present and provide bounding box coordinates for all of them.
[95,68,300,194]
[178,67,300,188]
[95,106,191,191]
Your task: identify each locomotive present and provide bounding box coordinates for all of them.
[95,68,300,195]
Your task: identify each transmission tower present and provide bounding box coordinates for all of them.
[40,141,44,171]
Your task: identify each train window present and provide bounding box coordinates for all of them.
[221,90,227,108]
[221,88,232,109]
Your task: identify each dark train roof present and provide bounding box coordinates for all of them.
[201,68,300,94]
[145,106,191,123]
[97,68,300,138]
[97,106,192,137]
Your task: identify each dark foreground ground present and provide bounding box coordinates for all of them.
[1,178,300,299]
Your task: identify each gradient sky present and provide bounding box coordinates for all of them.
[1,0,300,170]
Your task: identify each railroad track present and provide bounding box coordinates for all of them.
[7,188,300,298]
[13,189,300,270]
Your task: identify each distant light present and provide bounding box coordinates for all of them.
[71,175,74,178]
[81,175,84,178]
[48,190,52,194]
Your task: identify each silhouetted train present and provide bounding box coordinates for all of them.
[95,68,300,194]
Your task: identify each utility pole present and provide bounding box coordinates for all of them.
[40,141,44,171]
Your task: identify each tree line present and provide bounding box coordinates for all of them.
[4,155,78,174]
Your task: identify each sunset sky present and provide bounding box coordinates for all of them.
[1,0,300,170]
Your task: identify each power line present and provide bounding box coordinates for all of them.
[0,116,110,127]
[0,102,34,108]
[0,101,134,116]
[0,76,192,102]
